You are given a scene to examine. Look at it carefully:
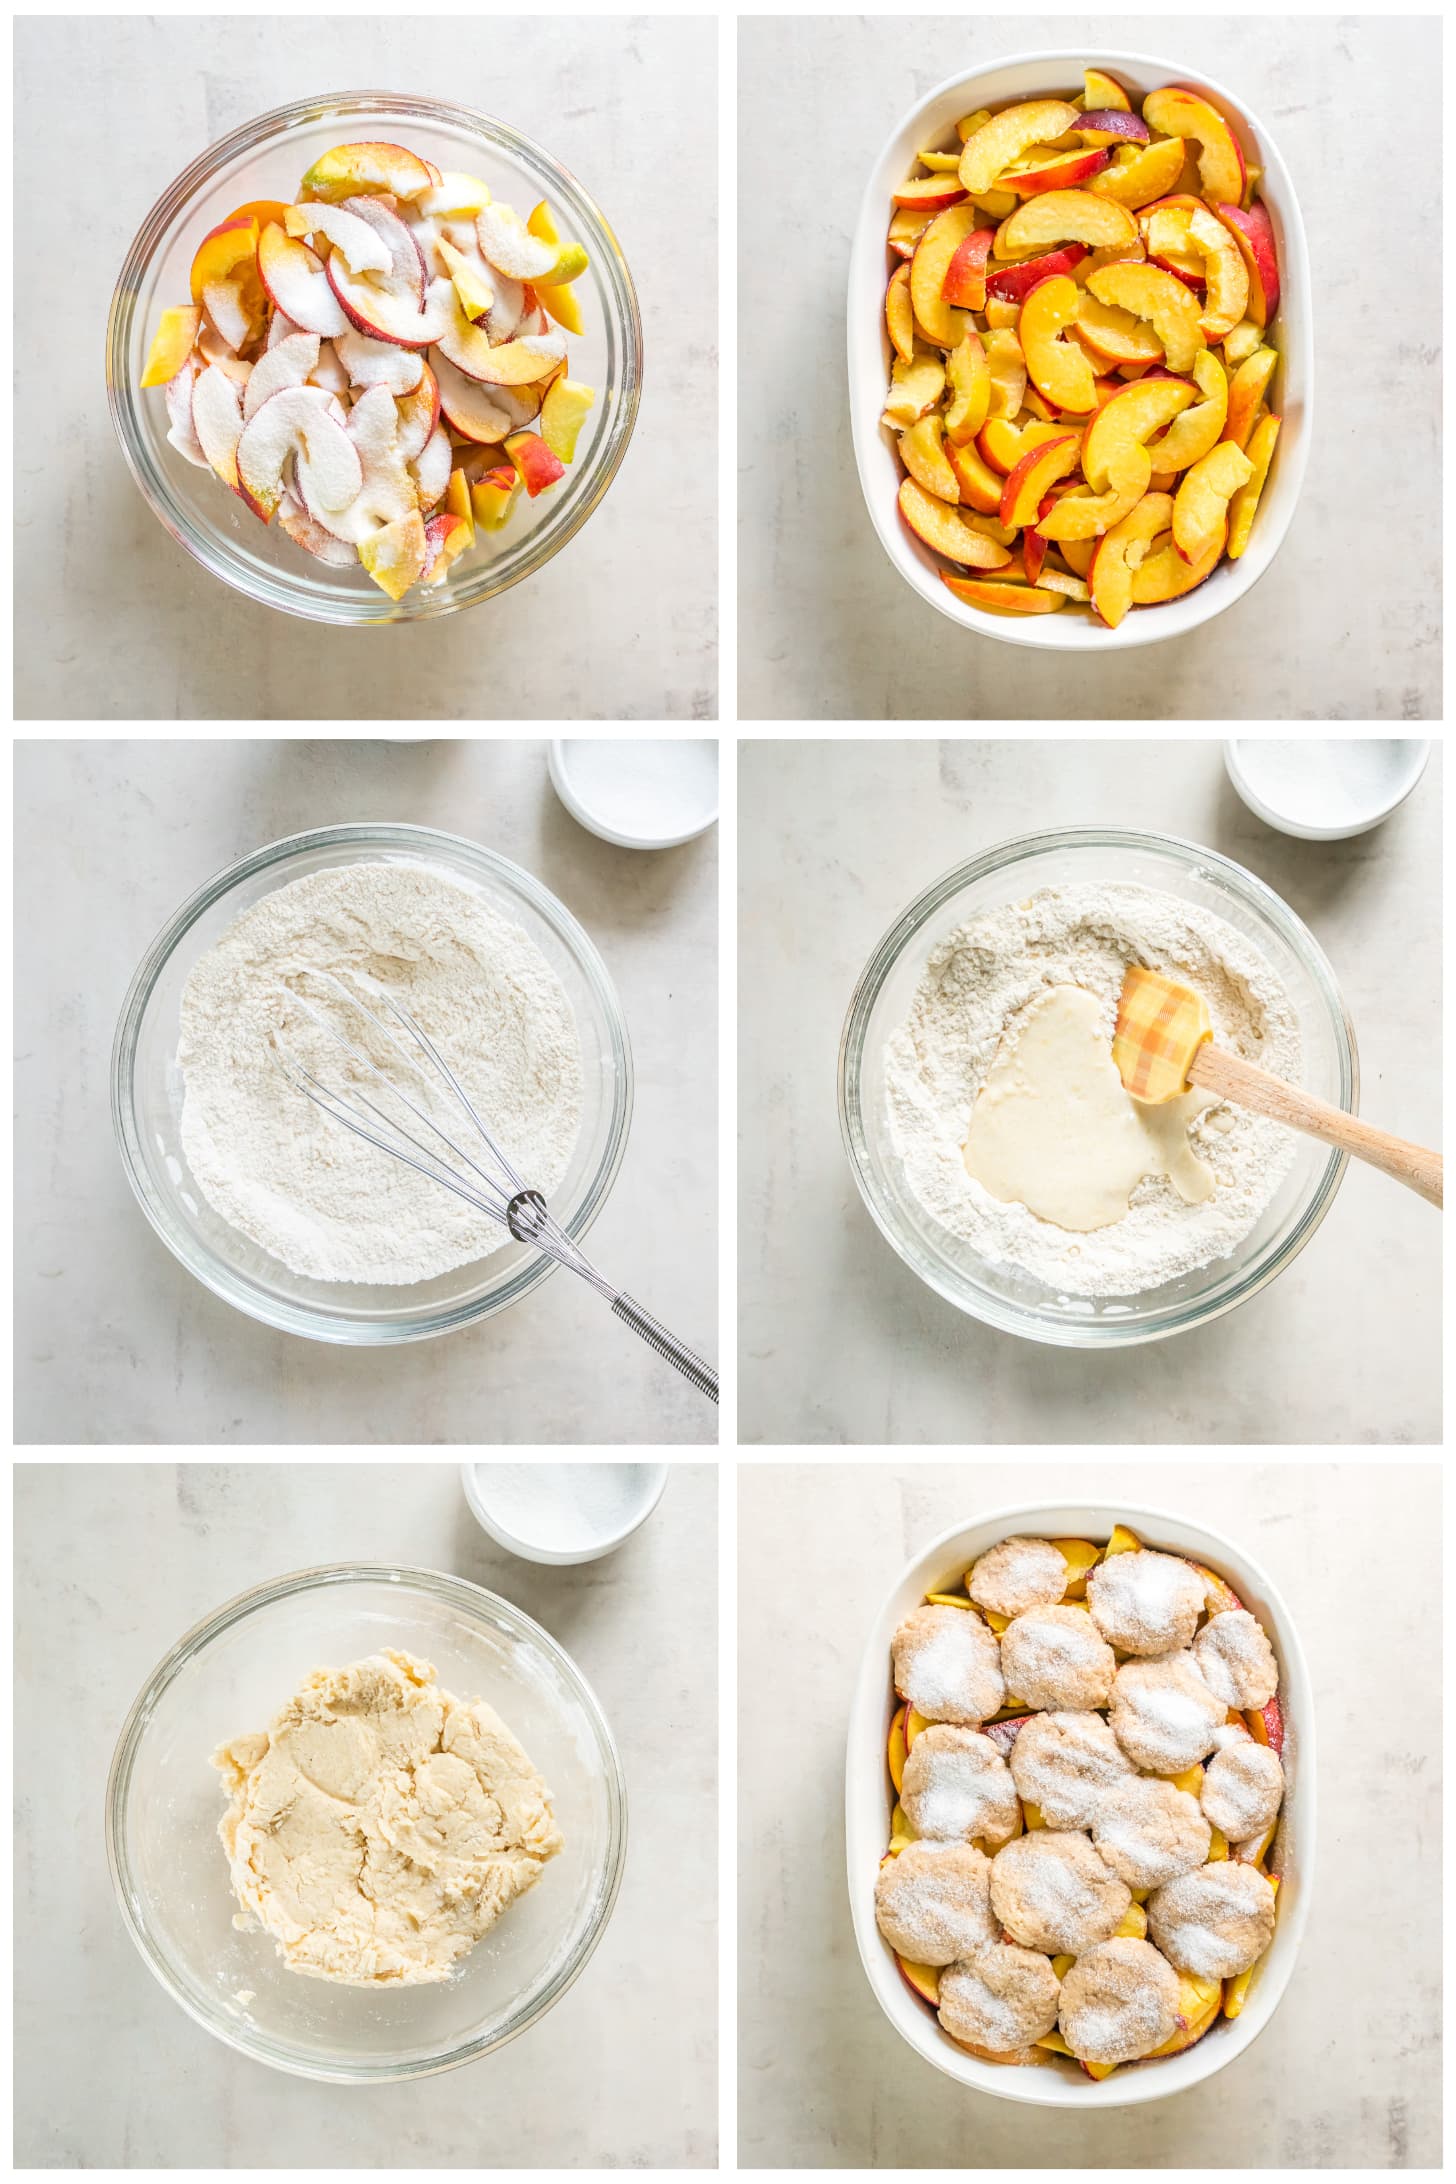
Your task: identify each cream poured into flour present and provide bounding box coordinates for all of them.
[178,860,583,1284]
[883,883,1300,1298]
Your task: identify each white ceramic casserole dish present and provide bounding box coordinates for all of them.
[847,50,1311,652]
[846,1500,1313,2108]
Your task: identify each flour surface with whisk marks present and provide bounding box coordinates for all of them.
[883,883,1300,1298]
[179,860,582,1283]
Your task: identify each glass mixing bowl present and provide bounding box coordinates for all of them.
[111,822,632,1343]
[107,91,641,624]
[106,1565,626,2082]
[839,827,1356,1347]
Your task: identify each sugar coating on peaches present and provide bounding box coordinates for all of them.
[882,67,1282,626]
[140,141,597,600]
[877,1521,1286,2080]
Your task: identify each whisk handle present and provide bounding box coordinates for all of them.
[611,1293,719,1404]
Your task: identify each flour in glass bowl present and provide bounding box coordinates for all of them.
[178,860,583,1284]
[883,883,1300,1298]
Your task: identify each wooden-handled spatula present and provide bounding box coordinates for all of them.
[1112,966,1443,1208]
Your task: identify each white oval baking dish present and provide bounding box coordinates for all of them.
[845,1500,1313,2108]
[847,51,1311,652]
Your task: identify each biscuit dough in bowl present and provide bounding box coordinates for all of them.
[213,1649,563,1986]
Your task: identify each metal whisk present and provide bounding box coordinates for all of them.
[270,969,717,1403]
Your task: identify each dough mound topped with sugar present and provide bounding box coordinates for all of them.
[212,1649,563,1986]
[967,1537,1068,1618]
[1087,1549,1205,1657]
[892,1603,1004,1726]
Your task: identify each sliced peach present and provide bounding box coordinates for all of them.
[1224,1963,1258,2019]
[892,173,969,211]
[899,413,961,500]
[1146,347,1227,471]
[982,328,1027,421]
[539,376,594,463]
[899,477,1013,567]
[1087,135,1187,210]
[943,329,990,444]
[946,432,1003,513]
[470,463,522,530]
[882,348,945,427]
[141,305,203,388]
[1213,200,1280,324]
[1222,317,1263,367]
[1057,534,1095,577]
[1019,275,1098,411]
[888,206,932,259]
[188,212,259,305]
[888,1800,917,1854]
[1077,109,1150,149]
[956,108,994,142]
[1131,522,1225,603]
[985,243,1089,304]
[910,202,979,346]
[1183,205,1250,338]
[1041,444,1150,547]
[942,573,1065,613]
[1081,374,1195,490]
[996,189,1138,258]
[1247,1693,1285,1754]
[904,1705,932,1746]
[1227,411,1280,557]
[1142,87,1245,204]
[1052,1538,1102,1594]
[1084,68,1131,111]
[977,414,1074,477]
[1086,262,1204,372]
[1075,292,1163,367]
[1223,345,1278,450]
[888,1702,909,1793]
[1000,147,1111,196]
[1083,476,1167,625]
[915,148,964,174]
[1000,431,1080,527]
[896,1955,941,2007]
[1021,382,1056,421]
[885,264,915,363]
[942,227,995,311]
[527,200,586,335]
[1105,1524,1143,1556]
[1032,566,1090,602]
[1173,442,1249,560]
[957,99,1080,196]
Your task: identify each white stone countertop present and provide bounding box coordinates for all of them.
[14,1459,717,2167]
[738,1459,1441,2167]
[739,738,1441,1445]
[738,15,1440,720]
[17,15,717,721]
[16,739,718,1444]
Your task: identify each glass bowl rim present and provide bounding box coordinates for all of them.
[106,88,643,625]
[104,1559,629,2083]
[109,819,634,1343]
[837,823,1358,1348]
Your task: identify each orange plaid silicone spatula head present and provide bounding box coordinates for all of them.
[1112,966,1212,1104]
[1110,963,1443,1206]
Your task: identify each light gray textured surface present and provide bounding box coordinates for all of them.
[738,1460,1441,2167]
[17,15,717,721]
[738,738,1442,1445]
[737,16,1440,720]
[14,1460,717,2168]
[16,739,717,1445]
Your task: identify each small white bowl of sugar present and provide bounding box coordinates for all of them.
[462,1462,670,1565]
[1225,738,1430,840]
[549,738,718,850]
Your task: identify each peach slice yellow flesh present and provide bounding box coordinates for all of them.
[985,243,1089,304]
[943,330,990,445]
[1075,292,1163,367]
[887,1703,909,1793]
[946,433,1004,512]
[899,412,962,501]
[892,173,969,211]
[942,572,1065,613]
[358,509,429,600]
[471,463,521,529]
[140,305,203,388]
[1223,344,1278,449]
[1141,87,1245,204]
[1213,200,1280,324]
[885,264,916,363]
[526,200,586,335]
[1146,347,1227,471]
[1000,431,1081,528]
[1039,442,1151,543]
[999,147,1111,195]
[1185,205,1250,338]
[995,188,1138,258]
[910,202,980,347]
[982,328,1027,421]
[888,207,932,258]
[1173,440,1253,561]
[1227,411,1280,557]
[883,348,946,427]
[942,228,995,311]
[1081,375,1194,490]
[977,414,1075,477]
[1087,135,1187,211]
[1131,521,1225,603]
[188,214,259,305]
[1085,261,1204,372]
[899,477,1013,568]
[299,140,436,205]
[957,99,1080,196]
[433,283,568,384]
[539,376,594,464]
[1084,68,1130,111]
[1018,274,1099,411]
[1086,486,1173,626]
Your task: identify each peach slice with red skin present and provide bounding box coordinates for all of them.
[299,141,436,205]
[1223,345,1277,449]
[1227,412,1280,557]
[1173,441,1253,561]
[888,206,932,259]
[910,202,980,346]
[946,433,1004,512]
[188,213,259,305]
[976,414,1074,478]
[942,228,996,311]
[1246,1692,1285,1754]
[1183,205,1250,338]
[1018,275,1099,411]
[471,463,522,530]
[1087,136,1187,211]
[896,1955,941,2007]
[996,189,1138,258]
[1141,87,1246,205]
[943,330,990,445]
[1085,261,1204,372]
[899,477,1013,567]
[1000,432,1081,527]
[1213,200,1280,324]
[985,243,1089,304]
[1081,373,1195,489]
[1186,1559,1244,1615]
[1000,147,1111,196]
[1077,110,1150,149]
[942,573,1065,613]
[885,264,915,363]
[958,99,1080,195]
[1039,442,1151,543]
[1086,485,1172,625]
[1132,521,1225,603]
[892,173,969,211]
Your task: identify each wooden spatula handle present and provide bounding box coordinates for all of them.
[1191,1044,1443,1207]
